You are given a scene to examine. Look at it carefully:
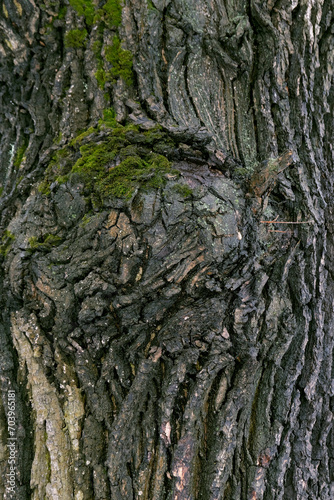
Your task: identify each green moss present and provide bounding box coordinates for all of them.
[0,230,15,256]
[13,138,28,168]
[147,0,158,11]
[69,141,118,191]
[54,174,69,185]
[70,127,97,147]
[172,183,193,198]
[92,40,103,60]
[91,2,132,89]
[16,175,24,186]
[58,6,67,19]
[59,128,176,200]
[28,234,63,252]
[141,126,168,145]
[41,124,179,203]
[98,0,122,28]
[39,148,72,196]
[69,0,95,25]
[116,123,140,134]
[28,236,39,250]
[65,29,88,49]
[95,68,106,89]
[96,153,175,199]
[80,213,93,226]
[44,234,63,246]
[38,180,51,196]
[69,0,123,27]
[99,108,118,128]
[105,36,133,86]
[54,132,62,145]
[118,144,140,158]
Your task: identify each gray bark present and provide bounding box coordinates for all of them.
[0,1,333,499]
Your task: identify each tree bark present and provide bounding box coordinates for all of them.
[0,1,333,499]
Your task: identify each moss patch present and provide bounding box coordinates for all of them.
[65,29,88,48]
[96,153,174,199]
[67,136,176,200]
[69,0,122,27]
[13,138,28,168]
[95,0,122,28]
[28,234,63,252]
[95,69,106,90]
[172,183,193,198]
[105,36,133,86]
[69,0,95,25]
[41,122,183,205]
[96,36,133,89]
[0,230,15,256]
[83,1,134,91]
[80,213,93,226]
[38,148,72,196]
[99,108,118,128]
[41,125,180,204]
[58,6,67,20]
[69,127,97,147]
[38,180,51,196]
[147,0,158,11]
[54,132,62,145]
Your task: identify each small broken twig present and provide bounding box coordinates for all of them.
[268,229,292,233]
[260,219,313,224]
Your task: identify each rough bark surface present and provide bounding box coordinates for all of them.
[0,1,333,499]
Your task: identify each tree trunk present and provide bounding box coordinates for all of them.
[0,1,333,499]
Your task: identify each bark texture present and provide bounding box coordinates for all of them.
[0,1,333,499]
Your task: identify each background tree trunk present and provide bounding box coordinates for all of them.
[0,1,333,499]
